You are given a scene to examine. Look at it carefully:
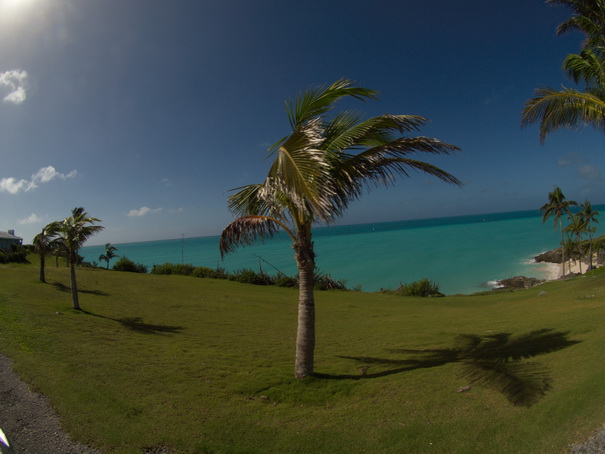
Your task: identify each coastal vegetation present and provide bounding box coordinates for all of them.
[2,259,605,452]
[540,186,578,277]
[220,79,461,379]
[31,207,104,310]
[98,243,119,270]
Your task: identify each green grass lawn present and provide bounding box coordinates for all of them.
[2,259,605,453]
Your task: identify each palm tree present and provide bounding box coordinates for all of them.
[32,222,60,283]
[57,207,104,310]
[99,243,119,269]
[564,213,587,273]
[540,186,578,277]
[522,1,605,141]
[579,199,600,269]
[546,0,605,49]
[220,79,461,379]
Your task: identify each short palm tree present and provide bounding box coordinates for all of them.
[540,186,578,277]
[32,221,60,283]
[220,79,461,379]
[579,199,600,269]
[99,243,119,269]
[57,207,104,310]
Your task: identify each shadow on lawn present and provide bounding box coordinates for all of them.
[315,329,580,407]
[51,282,109,296]
[81,310,184,335]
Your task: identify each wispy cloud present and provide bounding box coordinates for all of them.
[160,178,171,187]
[0,166,77,194]
[128,206,162,217]
[18,213,42,225]
[0,69,28,105]
[578,165,601,180]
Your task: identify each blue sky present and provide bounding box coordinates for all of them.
[2,0,604,245]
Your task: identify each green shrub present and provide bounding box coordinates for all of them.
[275,275,298,288]
[0,245,28,264]
[391,278,444,297]
[113,257,148,273]
[209,267,228,279]
[228,268,275,286]
[313,270,347,290]
[192,266,215,278]
[151,263,195,276]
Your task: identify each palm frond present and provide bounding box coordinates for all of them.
[285,78,378,129]
[522,87,605,143]
[219,215,292,257]
[564,49,605,86]
[267,117,336,222]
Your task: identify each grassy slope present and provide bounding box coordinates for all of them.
[1,260,605,453]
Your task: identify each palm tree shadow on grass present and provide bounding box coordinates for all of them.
[315,329,580,407]
[51,281,109,296]
[80,310,184,335]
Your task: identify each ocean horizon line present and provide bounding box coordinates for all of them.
[88,206,555,248]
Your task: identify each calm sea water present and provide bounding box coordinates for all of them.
[81,207,604,295]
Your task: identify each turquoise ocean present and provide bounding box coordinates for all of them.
[81,207,605,295]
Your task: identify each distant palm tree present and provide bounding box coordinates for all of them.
[99,243,119,269]
[220,79,461,379]
[540,186,578,277]
[32,222,60,283]
[579,199,600,269]
[565,213,587,273]
[522,1,605,141]
[57,207,104,310]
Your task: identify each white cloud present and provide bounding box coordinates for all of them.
[18,213,42,225]
[0,166,77,194]
[0,69,28,105]
[578,165,601,180]
[160,178,171,186]
[0,177,29,194]
[128,206,162,217]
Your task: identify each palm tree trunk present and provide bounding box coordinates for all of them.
[560,220,565,278]
[69,251,80,310]
[39,253,46,283]
[589,233,594,270]
[293,228,315,379]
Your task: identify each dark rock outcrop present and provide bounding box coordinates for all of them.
[534,248,562,264]
[495,276,544,290]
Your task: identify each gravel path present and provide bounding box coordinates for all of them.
[1,353,605,453]
[0,355,100,454]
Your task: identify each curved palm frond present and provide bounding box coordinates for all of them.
[564,49,605,86]
[285,78,378,130]
[522,87,605,143]
[323,113,430,153]
[266,117,336,222]
[219,215,293,257]
[548,0,605,47]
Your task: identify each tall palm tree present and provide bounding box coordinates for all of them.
[99,243,119,269]
[32,222,60,283]
[57,207,104,310]
[579,199,600,269]
[522,1,605,141]
[220,79,461,379]
[540,186,578,277]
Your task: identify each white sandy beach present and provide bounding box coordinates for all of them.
[541,255,600,281]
